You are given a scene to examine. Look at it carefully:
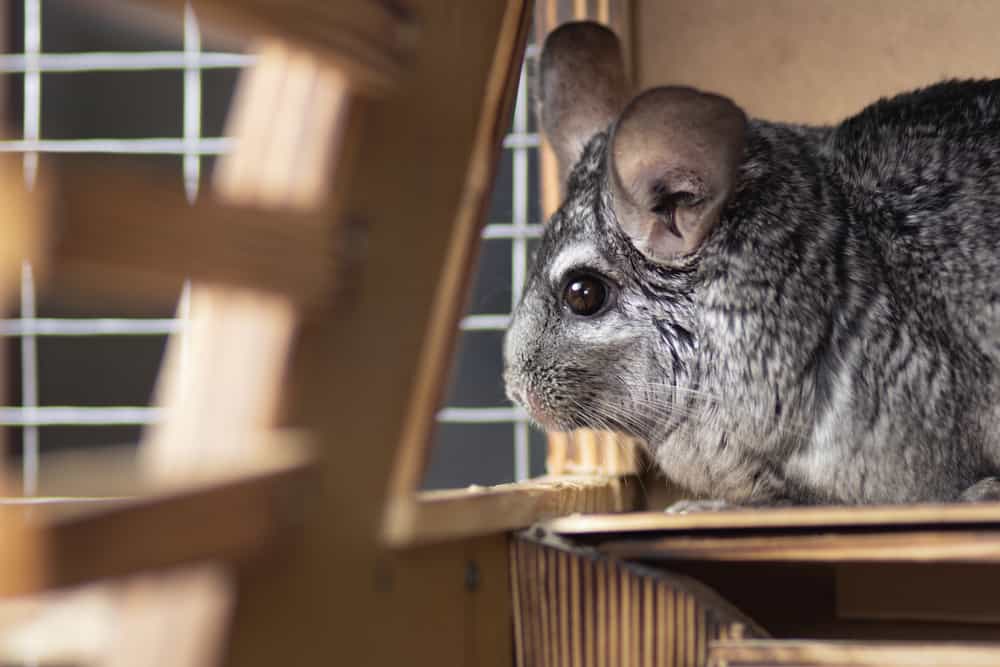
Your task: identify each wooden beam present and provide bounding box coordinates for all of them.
[598,530,1000,564]
[222,2,531,665]
[384,476,640,547]
[143,40,355,481]
[45,160,347,307]
[138,0,417,94]
[0,437,315,597]
[708,640,1000,667]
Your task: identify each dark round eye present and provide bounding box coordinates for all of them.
[563,275,608,316]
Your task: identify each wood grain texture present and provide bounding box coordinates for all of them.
[222,3,530,666]
[599,530,1000,564]
[46,160,343,307]
[708,639,1000,667]
[143,40,352,480]
[511,535,767,667]
[0,437,315,597]
[545,502,1000,535]
[384,476,640,547]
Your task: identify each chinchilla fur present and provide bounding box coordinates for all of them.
[503,22,1000,506]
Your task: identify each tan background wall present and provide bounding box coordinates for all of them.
[635,0,1000,124]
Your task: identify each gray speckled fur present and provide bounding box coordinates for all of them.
[504,80,1000,505]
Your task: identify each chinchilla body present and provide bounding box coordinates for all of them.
[503,22,1000,505]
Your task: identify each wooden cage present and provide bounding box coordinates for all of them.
[1,1,1000,666]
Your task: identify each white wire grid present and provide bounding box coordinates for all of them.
[3,3,542,492]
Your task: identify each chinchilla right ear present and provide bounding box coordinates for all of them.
[539,22,628,187]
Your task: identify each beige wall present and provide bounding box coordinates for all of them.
[635,0,1000,124]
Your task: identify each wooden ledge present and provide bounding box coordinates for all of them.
[382,475,641,548]
[599,530,1000,564]
[545,501,1000,536]
[0,437,316,596]
[708,639,1000,667]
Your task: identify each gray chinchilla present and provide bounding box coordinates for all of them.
[503,21,1000,506]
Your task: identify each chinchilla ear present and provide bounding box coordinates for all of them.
[608,86,747,263]
[539,22,628,186]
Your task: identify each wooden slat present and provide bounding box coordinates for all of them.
[383,476,640,547]
[46,160,344,307]
[139,0,416,94]
[143,40,353,480]
[510,536,767,667]
[0,565,232,667]
[223,3,531,666]
[598,530,1000,564]
[545,502,1000,536]
[383,0,530,505]
[708,640,1000,667]
[0,436,315,597]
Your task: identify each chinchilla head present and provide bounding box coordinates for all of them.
[503,22,747,442]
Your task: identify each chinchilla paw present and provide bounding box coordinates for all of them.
[960,477,1000,502]
[664,498,737,514]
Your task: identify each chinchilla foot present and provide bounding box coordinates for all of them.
[664,499,738,514]
[960,477,1000,502]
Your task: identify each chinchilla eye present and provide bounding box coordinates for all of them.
[563,274,608,316]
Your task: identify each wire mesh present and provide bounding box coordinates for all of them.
[1,3,541,491]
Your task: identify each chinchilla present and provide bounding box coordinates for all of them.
[503,21,1000,507]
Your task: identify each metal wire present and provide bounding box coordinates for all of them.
[1,5,543,490]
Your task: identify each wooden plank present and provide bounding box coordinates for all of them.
[708,640,1000,667]
[383,0,531,504]
[139,0,416,94]
[223,2,530,666]
[383,476,640,547]
[143,41,354,480]
[0,437,315,597]
[545,502,1000,536]
[0,565,232,667]
[598,530,1000,564]
[46,160,344,307]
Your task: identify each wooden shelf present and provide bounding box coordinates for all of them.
[382,475,641,547]
[547,504,1000,563]
[0,437,315,596]
[709,639,1000,667]
[546,502,1000,535]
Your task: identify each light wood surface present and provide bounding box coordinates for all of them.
[384,476,640,547]
[223,2,532,666]
[511,535,767,667]
[47,160,342,307]
[546,502,1000,535]
[708,639,1000,667]
[599,530,1000,564]
[143,39,353,480]
[0,436,314,597]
